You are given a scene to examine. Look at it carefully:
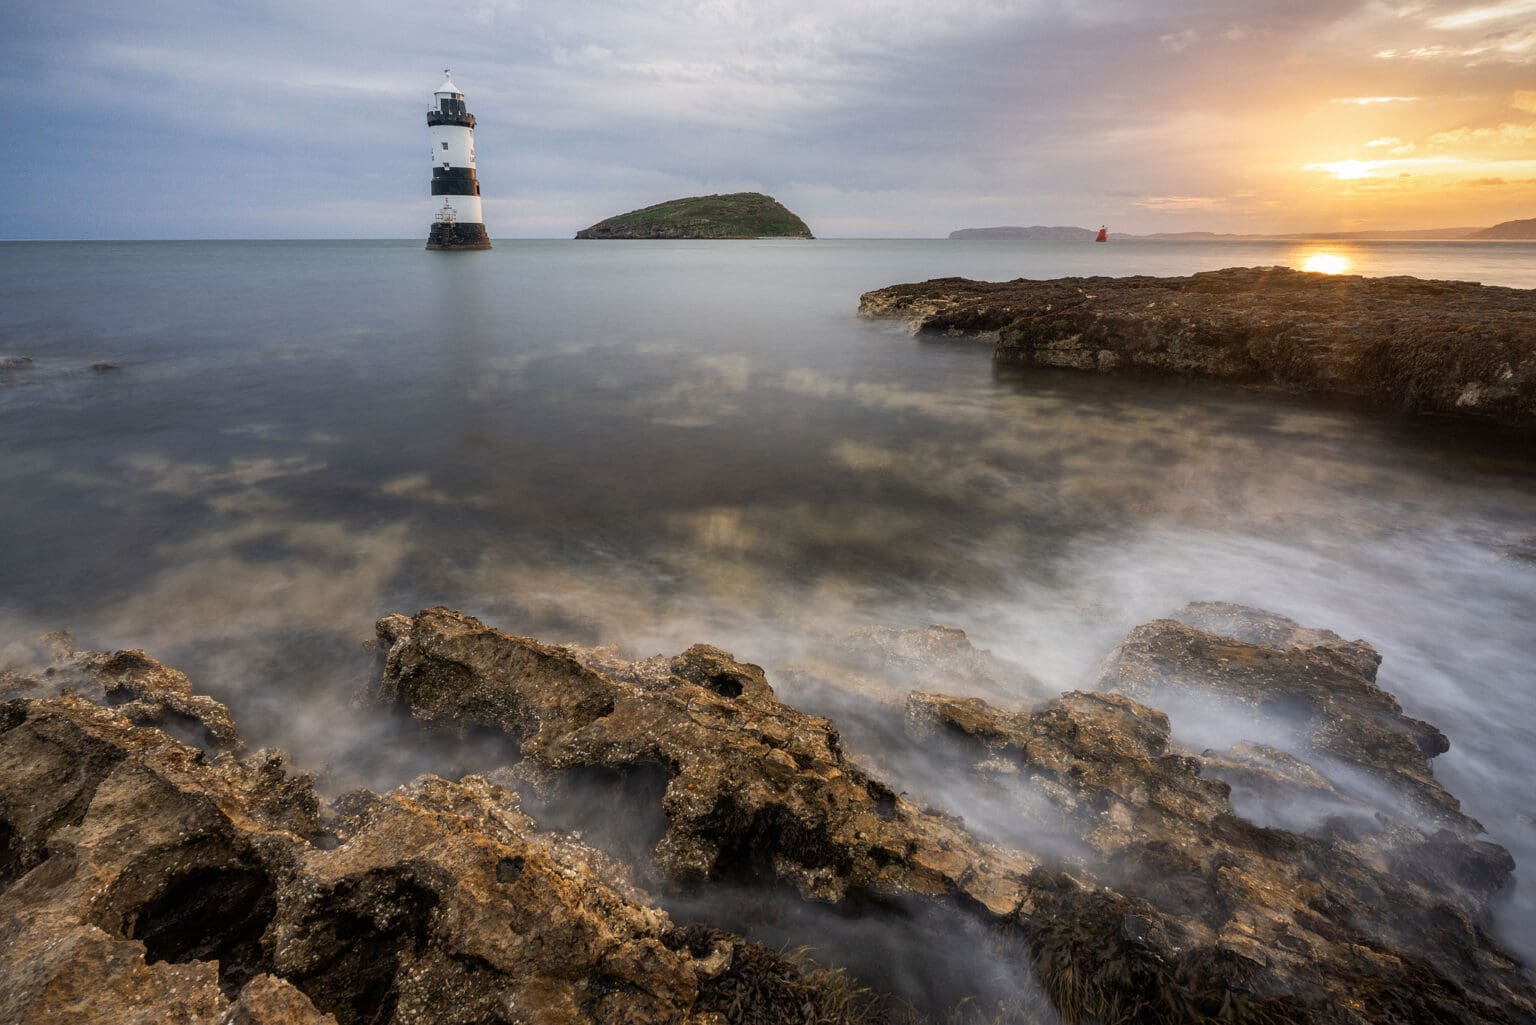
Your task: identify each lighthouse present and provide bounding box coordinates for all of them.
[426,71,491,250]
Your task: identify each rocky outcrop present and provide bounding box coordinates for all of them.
[907,671,1528,1023]
[378,606,1536,1025]
[0,632,241,750]
[858,267,1536,429]
[5,606,1534,1025]
[1098,602,1470,829]
[784,623,1041,706]
[0,690,882,1024]
[375,609,1039,915]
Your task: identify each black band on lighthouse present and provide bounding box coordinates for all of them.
[427,111,475,129]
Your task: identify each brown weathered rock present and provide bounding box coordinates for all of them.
[7,604,1534,1025]
[1098,602,1468,829]
[0,697,328,1024]
[0,695,876,1025]
[907,681,1533,1025]
[375,608,1039,914]
[904,600,1536,1024]
[786,624,1043,706]
[376,606,1536,1025]
[0,632,241,750]
[858,267,1536,429]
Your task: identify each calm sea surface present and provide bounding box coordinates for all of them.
[2,238,1535,968]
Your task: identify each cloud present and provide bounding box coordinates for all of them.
[1428,121,1536,146]
[1133,195,1231,210]
[2,0,1535,237]
[1159,29,1200,52]
[1426,0,1536,30]
[1303,156,1464,179]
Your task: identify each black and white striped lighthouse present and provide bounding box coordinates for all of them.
[425,71,491,250]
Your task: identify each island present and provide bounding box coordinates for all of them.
[949,225,1110,241]
[575,192,814,239]
[860,266,1536,430]
[948,218,1536,241]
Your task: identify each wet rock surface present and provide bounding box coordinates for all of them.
[379,606,1535,1025]
[858,267,1536,429]
[3,605,1534,1025]
[0,633,242,751]
[0,684,880,1023]
[375,609,1040,915]
[786,624,1042,706]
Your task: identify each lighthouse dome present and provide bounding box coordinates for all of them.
[435,72,462,97]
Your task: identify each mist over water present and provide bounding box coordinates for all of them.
[2,238,1535,978]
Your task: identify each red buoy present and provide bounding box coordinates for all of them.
[1095,225,1108,243]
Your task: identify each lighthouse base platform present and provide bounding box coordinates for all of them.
[426,222,492,250]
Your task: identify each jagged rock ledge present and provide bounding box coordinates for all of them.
[3,604,1534,1025]
[858,267,1536,429]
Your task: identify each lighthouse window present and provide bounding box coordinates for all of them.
[441,142,448,150]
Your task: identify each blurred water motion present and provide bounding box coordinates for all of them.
[1,238,1534,964]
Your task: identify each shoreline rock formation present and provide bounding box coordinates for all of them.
[3,604,1533,1024]
[858,266,1536,430]
[0,673,881,1025]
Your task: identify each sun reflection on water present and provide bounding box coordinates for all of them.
[1297,250,1354,275]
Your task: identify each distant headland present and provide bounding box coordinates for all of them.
[950,216,1536,241]
[576,193,814,239]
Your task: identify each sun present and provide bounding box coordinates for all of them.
[1300,252,1353,275]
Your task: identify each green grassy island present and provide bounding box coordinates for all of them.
[575,192,814,239]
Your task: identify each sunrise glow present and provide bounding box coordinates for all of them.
[1299,252,1354,275]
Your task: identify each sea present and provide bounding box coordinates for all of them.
[2,238,1534,983]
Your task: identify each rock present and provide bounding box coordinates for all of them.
[576,193,814,240]
[906,680,1534,1024]
[375,608,1039,912]
[1098,602,1468,829]
[0,695,877,1025]
[858,267,1536,430]
[91,361,122,372]
[1,633,241,751]
[7,607,1535,1025]
[377,606,1536,1025]
[785,623,1042,706]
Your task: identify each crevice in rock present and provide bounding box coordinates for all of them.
[285,871,440,1025]
[706,671,745,698]
[0,817,22,889]
[128,860,278,997]
[522,763,671,872]
[495,855,524,883]
[708,801,850,882]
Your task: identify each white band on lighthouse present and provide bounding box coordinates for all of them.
[426,70,491,250]
[432,195,484,224]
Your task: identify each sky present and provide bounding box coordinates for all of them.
[2,0,1534,238]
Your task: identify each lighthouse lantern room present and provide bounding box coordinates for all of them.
[426,71,491,250]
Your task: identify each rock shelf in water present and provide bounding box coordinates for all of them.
[859,266,1536,429]
[2,603,1533,1024]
